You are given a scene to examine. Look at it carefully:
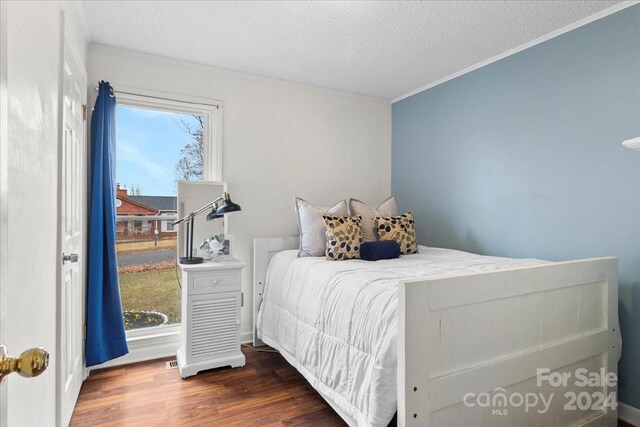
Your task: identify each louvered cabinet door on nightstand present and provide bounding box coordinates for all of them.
[177,258,246,378]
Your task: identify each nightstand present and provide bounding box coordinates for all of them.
[176,258,246,378]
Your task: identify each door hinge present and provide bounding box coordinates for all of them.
[82,104,87,121]
[241,292,244,307]
[82,324,87,340]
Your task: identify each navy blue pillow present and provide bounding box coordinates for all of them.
[360,240,401,261]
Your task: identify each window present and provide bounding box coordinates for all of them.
[113,90,221,335]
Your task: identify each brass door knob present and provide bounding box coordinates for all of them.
[0,345,49,383]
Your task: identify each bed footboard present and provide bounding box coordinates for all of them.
[398,257,618,427]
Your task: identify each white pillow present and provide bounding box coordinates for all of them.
[295,197,348,257]
[349,196,399,242]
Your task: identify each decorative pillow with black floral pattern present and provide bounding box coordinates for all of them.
[322,215,363,261]
[374,212,417,255]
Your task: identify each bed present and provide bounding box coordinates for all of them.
[253,237,619,427]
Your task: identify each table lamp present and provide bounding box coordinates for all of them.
[173,192,241,264]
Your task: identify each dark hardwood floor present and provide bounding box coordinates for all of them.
[71,346,636,427]
[71,346,346,426]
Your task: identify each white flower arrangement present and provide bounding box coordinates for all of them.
[200,234,228,261]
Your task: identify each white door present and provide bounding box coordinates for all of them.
[0,1,7,424]
[57,36,87,426]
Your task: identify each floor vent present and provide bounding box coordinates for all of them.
[165,360,178,369]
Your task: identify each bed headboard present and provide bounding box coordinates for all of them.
[253,237,299,347]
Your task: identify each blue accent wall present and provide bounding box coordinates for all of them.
[392,5,640,408]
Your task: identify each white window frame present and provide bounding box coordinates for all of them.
[115,86,223,181]
[95,86,223,365]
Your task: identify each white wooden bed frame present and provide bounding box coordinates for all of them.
[253,237,619,426]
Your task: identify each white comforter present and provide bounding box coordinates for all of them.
[257,246,547,427]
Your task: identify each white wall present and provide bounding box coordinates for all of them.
[88,45,392,339]
[1,1,87,425]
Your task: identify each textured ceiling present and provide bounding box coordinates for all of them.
[81,1,623,100]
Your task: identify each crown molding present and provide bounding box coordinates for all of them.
[392,1,639,104]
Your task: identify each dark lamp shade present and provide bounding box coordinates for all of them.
[206,193,241,220]
[206,203,223,221]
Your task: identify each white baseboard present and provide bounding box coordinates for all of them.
[241,330,253,344]
[89,328,181,370]
[89,329,254,372]
[620,402,640,426]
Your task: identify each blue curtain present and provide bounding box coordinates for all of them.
[86,81,128,366]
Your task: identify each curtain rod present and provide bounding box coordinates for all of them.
[94,86,221,109]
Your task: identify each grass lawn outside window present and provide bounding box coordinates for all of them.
[117,237,181,330]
